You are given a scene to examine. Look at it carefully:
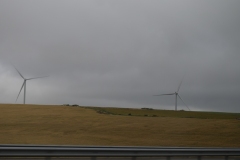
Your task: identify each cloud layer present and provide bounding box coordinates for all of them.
[0,0,240,112]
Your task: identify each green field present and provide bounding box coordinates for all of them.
[0,104,240,147]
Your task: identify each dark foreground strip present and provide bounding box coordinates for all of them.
[0,145,239,159]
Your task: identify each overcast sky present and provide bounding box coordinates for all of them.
[0,0,240,112]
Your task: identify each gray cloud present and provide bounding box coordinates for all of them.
[0,0,240,112]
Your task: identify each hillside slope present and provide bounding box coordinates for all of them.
[0,104,239,147]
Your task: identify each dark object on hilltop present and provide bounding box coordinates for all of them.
[141,108,153,110]
[63,104,70,106]
[72,104,79,107]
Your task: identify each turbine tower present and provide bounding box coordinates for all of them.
[154,80,190,111]
[14,67,48,104]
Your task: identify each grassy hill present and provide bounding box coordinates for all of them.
[0,104,240,147]
[89,107,240,119]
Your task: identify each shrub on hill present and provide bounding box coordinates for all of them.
[141,108,153,110]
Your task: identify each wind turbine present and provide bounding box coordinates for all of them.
[154,80,190,111]
[14,67,48,104]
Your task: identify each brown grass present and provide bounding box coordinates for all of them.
[91,107,240,119]
[0,104,240,147]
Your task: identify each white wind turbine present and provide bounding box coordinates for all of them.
[154,80,190,111]
[14,67,48,104]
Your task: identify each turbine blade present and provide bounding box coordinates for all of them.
[153,93,175,96]
[177,78,183,93]
[27,76,49,80]
[13,66,25,79]
[15,81,25,103]
[178,94,191,111]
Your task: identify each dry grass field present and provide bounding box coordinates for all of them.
[0,104,240,147]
